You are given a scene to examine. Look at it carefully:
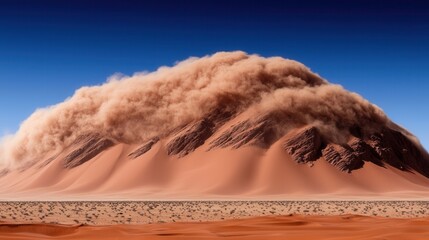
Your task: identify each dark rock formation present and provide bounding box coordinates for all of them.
[281,125,429,175]
[348,138,382,166]
[322,144,364,172]
[167,118,215,157]
[209,116,277,150]
[282,127,323,163]
[165,108,235,157]
[64,134,115,168]
[368,128,429,177]
[128,137,160,159]
[57,113,429,178]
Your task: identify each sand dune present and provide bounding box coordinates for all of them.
[0,114,428,199]
[0,52,428,199]
[0,125,428,200]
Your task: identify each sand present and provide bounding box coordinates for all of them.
[0,109,427,203]
[0,106,428,200]
[1,214,429,240]
[1,140,429,200]
[0,201,428,239]
[1,201,429,225]
[1,51,428,239]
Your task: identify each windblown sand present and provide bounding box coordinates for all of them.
[0,201,429,239]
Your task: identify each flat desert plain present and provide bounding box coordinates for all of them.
[0,201,429,239]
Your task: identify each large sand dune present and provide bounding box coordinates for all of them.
[0,51,428,199]
[0,120,428,200]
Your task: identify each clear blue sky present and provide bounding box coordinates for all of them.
[0,0,428,149]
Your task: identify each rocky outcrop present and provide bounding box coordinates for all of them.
[64,134,115,168]
[129,137,160,159]
[167,118,215,157]
[165,108,236,157]
[283,127,323,163]
[282,127,366,172]
[348,138,382,166]
[281,125,429,175]
[209,116,277,150]
[322,144,364,172]
[368,128,429,177]
[57,116,429,178]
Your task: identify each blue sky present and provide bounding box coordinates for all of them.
[0,0,428,149]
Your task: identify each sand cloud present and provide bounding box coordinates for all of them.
[0,51,387,166]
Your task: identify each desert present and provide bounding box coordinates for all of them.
[1,201,429,239]
[0,46,428,238]
[1,52,428,200]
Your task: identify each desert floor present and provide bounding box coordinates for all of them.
[0,201,429,239]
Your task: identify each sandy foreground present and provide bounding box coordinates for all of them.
[0,201,429,239]
[1,214,429,240]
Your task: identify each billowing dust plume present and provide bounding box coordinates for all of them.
[0,51,387,166]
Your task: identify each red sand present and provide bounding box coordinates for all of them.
[1,138,429,200]
[1,215,429,240]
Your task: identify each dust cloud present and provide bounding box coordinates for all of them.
[0,51,387,166]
